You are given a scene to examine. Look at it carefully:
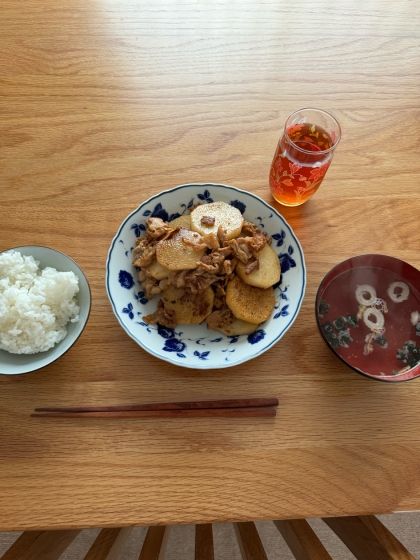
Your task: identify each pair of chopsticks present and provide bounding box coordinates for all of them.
[32,397,279,419]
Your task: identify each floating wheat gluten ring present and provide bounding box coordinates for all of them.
[387,281,409,303]
[363,307,385,331]
[355,284,377,306]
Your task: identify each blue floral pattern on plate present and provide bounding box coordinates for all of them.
[106,183,306,369]
[118,270,135,290]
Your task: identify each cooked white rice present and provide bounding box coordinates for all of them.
[0,250,80,354]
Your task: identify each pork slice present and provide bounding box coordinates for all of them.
[201,215,216,226]
[143,300,177,329]
[213,283,227,309]
[206,307,235,330]
[245,258,259,274]
[141,270,162,299]
[241,220,261,236]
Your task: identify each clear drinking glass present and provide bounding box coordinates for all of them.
[269,108,341,206]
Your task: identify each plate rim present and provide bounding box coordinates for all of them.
[106,182,306,369]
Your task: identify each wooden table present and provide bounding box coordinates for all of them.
[1,0,420,532]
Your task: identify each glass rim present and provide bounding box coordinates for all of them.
[284,107,342,155]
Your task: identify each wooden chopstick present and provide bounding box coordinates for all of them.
[31,406,277,419]
[34,397,279,414]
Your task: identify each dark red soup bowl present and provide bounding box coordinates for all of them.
[315,254,420,382]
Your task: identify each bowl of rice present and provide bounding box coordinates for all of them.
[0,246,91,375]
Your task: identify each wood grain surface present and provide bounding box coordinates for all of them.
[1,0,420,531]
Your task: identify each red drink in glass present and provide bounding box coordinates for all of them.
[269,108,341,206]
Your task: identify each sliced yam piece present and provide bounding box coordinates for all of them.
[215,318,258,336]
[156,228,205,271]
[236,244,281,289]
[190,201,243,240]
[169,215,191,229]
[163,285,214,324]
[226,276,275,324]
[144,259,171,280]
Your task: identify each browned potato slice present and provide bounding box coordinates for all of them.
[190,201,243,240]
[163,285,214,324]
[156,228,205,271]
[236,244,280,289]
[144,259,170,280]
[226,276,275,324]
[215,318,258,336]
[169,215,191,229]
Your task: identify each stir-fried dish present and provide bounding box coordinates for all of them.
[132,201,281,336]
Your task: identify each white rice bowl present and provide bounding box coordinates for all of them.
[0,251,80,354]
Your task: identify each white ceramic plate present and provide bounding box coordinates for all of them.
[106,183,306,369]
[0,246,91,375]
